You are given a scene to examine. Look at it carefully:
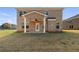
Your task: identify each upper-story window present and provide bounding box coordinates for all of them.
[19,11,23,16]
[19,11,27,16]
[43,11,48,15]
[69,25,73,29]
[23,11,27,14]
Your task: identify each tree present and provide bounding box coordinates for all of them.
[1,23,11,29]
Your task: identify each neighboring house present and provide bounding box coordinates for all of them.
[0,26,1,29]
[63,14,79,30]
[16,8,63,33]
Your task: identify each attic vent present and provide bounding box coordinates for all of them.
[35,19,37,21]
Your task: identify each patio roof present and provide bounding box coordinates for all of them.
[22,11,47,17]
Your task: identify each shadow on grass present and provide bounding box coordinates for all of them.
[0,31,79,52]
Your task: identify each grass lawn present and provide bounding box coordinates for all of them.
[0,30,79,52]
[0,30,16,38]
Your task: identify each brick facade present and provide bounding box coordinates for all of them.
[16,8,63,33]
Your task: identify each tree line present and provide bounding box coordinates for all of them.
[0,23,16,29]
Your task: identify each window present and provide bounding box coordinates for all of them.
[22,25,29,29]
[44,11,48,15]
[56,25,59,29]
[24,11,27,14]
[26,25,29,29]
[56,23,59,29]
[19,11,23,16]
[69,25,73,29]
[22,26,24,28]
[19,11,27,16]
[35,18,37,21]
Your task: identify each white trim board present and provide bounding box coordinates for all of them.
[22,11,47,17]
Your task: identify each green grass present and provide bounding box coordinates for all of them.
[0,30,16,38]
[0,30,79,52]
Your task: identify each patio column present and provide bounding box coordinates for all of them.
[43,16,46,33]
[23,16,26,33]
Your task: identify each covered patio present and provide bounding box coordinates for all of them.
[22,11,47,33]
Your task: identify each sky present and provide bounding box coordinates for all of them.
[0,7,79,25]
[0,7,16,25]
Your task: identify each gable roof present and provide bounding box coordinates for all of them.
[16,8,63,10]
[63,14,79,21]
[22,11,47,16]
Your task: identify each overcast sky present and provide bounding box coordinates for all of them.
[0,7,79,25]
